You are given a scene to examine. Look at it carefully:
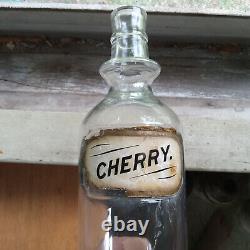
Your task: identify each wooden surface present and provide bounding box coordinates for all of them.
[1,0,250,16]
[1,10,250,43]
[1,42,250,110]
[0,41,250,172]
[0,163,78,250]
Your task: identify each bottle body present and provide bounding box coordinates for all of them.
[79,189,186,250]
[79,87,187,250]
[79,6,187,250]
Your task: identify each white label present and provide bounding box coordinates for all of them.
[83,129,183,196]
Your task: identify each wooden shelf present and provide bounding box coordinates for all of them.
[0,41,249,172]
[0,6,250,44]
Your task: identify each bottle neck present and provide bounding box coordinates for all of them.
[108,84,153,98]
[106,85,158,105]
[99,6,160,93]
[99,34,160,92]
[111,33,148,59]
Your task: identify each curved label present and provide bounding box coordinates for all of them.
[83,128,183,197]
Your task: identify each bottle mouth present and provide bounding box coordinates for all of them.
[111,5,146,17]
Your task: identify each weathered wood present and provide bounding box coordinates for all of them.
[0,44,250,172]
[1,1,250,16]
[0,108,249,172]
[1,8,250,43]
[0,45,250,100]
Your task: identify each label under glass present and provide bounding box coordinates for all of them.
[83,127,183,197]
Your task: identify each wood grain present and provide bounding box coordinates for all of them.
[0,163,79,250]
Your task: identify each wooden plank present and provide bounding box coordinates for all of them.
[0,9,250,43]
[0,163,78,250]
[0,110,82,166]
[0,108,249,172]
[0,44,250,171]
[0,0,250,16]
[0,44,250,101]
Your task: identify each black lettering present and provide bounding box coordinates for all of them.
[108,158,119,177]
[133,153,146,170]
[161,145,170,162]
[148,149,159,167]
[97,162,106,179]
[120,155,132,174]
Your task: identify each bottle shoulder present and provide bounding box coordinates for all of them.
[81,94,181,136]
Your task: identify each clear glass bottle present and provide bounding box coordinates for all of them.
[79,6,187,250]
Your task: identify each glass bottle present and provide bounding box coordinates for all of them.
[79,6,187,250]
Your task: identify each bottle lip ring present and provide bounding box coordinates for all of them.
[110,32,148,44]
[99,57,161,75]
[111,6,147,20]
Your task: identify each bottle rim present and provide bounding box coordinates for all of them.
[111,6,147,20]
